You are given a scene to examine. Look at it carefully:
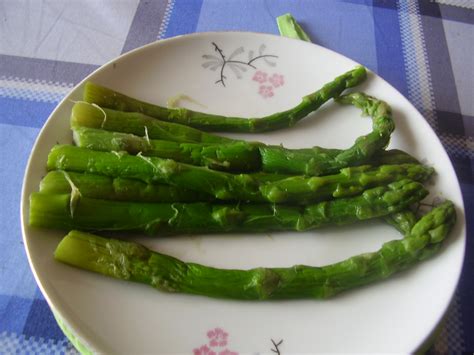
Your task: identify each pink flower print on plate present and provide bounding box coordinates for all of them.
[218,349,239,355]
[269,73,284,88]
[207,327,229,347]
[194,345,216,355]
[252,70,268,83]
[259,85,274,99]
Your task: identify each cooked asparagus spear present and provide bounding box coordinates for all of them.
[260,92,395,175]
[47,145,430,203]
[72,127,261,172]
[82,67,367,133]
[71,102,233,144]
[53,201,455,299]
[260,163,434,203]
[29,179,427,233]
[40,171,213,203]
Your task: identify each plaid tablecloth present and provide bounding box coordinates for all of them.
[1,0,472,353]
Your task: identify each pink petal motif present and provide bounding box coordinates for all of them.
[194,345,217,355]
[269,73,284,88]
[218,349,239,355]
[207,328,228,347]
[252,70,268,83]
[259,85,274,98]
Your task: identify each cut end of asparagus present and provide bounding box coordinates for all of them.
[54,230,150,279]
[71,101,107,129]
[277,13,312,42]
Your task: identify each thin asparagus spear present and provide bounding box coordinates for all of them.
[40,171,213,203]
[71,102,233,144]
[260,92,395,175]
[53,201,455,299]
[29,179,427,233]
[82,67,367,133]
[47,145,430,203]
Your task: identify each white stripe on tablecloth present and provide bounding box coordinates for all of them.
[158,0,176,39]
[0,76,72,103]
[0,331,77,355]
[435,0,474,10]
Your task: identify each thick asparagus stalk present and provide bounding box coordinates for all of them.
[72,127,261,172]
[53,201,455,299]
[41,160,432,205]
[40,171,213,203]
[82,67,367,133]
[29,179,427,233]
[72,126,415,173]
[260,163,434,203]
[47,145,430,203]
[71,102,233,144]
[47,145,264,201]
[260,92,395,175]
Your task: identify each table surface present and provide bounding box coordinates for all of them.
[1,0,472,353]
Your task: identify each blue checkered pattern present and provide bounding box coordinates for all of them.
[1,1,472,353]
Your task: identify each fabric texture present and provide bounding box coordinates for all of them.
[0,0,472,353]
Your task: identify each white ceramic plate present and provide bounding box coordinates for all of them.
[21,32,465,354]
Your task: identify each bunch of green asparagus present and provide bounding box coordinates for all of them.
[28,16,456,300]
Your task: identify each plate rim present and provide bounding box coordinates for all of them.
[20,30,467,353]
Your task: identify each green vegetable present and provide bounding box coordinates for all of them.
[40,171,213,203]
[29,179,427,233]
[72,126,414,174]
[71,102,233,144]
[72,127,261,172]
[260,92,395,175]
[82,66,367,133]
[260,164,434,204]
[47,145,430,204]
[47,145,267,201]
[277,13,312,42]
[53,201,455,299]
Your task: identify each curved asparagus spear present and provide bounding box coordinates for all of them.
[83,67,367,133]
[260,92,395,175]
[30,179,427,233]
[71,102,233,144]
[47,145,431,204]
[53,201,455,299]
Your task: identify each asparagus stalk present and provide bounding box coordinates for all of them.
[71,102,233,144]
[30,179,427,233]
[72,126,414,173]
[47,145,265,201]
[53,201,455,299]
[260,164,434,203]
[40,171,213,203]
[82,67,367,133]
[41,160,432,205]
[47,145,431,203]
[260,92,395,175]
[72,127,261,172]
